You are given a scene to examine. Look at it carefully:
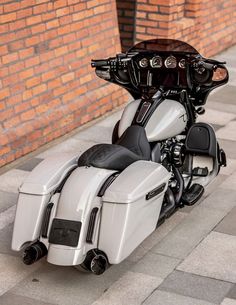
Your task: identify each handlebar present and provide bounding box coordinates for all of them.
[91,59,110,68]
[197,61,216,71]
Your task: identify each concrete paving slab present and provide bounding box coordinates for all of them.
[227,68,236,85]
[159,270,233,304]
[0,223,18,256]
[0,191,18,213]
[127,211,187,263]
[0,253,42,296]
[217,122,236,141]
[96,110,122,128]
[16,158,43,172]
[91,271,162,305]
[211,124,224,131]
[0,205,16,231]
[0,293,56,305]
[152,205,226,259]
[131,252,180,279]
[214,207,236,236]
[216,52,236,67]
[221,298,236,305]
[201,188,236,212]
[197,109,236,126]
[37,138,96,158]
[220,172,236,191]
[208,85,236,105]
[0,169,29,193]
[220,159,236,176]
[73,125,112,144]
[218,139,236,159]
[207,101,236,115]
[202,174,227,198]
[227,284,236,300]
[11,260,134,305]
[178,231,236,283]
[143,290,215,305]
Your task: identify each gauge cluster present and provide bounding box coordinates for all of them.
[134,52,189,89]
[138,55,186,69]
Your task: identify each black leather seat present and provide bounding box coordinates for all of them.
[78,125,151,171]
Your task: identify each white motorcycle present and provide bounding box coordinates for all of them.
[12,39,228,275]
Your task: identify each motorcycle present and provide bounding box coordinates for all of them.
[12,39,228,275]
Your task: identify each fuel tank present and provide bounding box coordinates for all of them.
[118,99,187,142]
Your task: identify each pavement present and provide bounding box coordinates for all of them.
[0,45,236,305]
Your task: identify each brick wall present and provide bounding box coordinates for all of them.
[116,0,136,51]
[117,0,236,55]
[0,0,126,167]
[134,0,236,57]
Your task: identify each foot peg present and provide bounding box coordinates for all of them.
[182,183,204,206]
[192,167,209,177]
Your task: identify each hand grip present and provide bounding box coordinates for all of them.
[201,61,216,70]
[91,59,109,68]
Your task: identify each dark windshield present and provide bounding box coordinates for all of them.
[128,39,199,54]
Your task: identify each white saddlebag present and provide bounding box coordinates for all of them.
[12,153,78,251]
[99,160,171,264]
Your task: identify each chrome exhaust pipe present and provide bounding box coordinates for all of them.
[82,250,109,275]
[23,241,47,265]
[90,253,108,275]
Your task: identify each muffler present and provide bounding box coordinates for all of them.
[81,250,109,275]
[23,241,47,265]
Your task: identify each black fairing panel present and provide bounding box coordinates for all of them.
[185,123,217,157]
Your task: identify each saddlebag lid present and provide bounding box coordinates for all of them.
[19,153,78,195]
[103,160,171,204]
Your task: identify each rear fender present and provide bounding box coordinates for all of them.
[46,166,116,266]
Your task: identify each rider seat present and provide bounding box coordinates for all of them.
[78,125,151,171]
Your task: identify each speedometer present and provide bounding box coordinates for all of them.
[150,56,162,68]
[139,58,149,68]
[179,58,186,69]
[164,56,177,68]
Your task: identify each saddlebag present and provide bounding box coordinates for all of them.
[99,160,171,264]
[12,153,78,251]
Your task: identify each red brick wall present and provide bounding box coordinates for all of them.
[116,0,136,51]
[134,0,236,57]
[0,0,127,167]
